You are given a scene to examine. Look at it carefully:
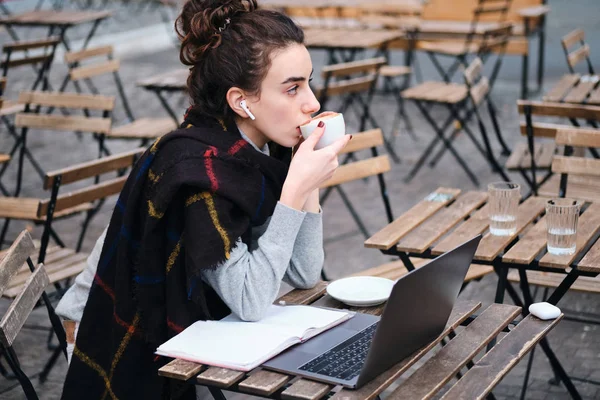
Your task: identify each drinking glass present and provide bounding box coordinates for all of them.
[488,182,521,236]
[546,198,581,256]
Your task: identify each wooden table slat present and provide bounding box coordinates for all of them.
[440,314,563,400]
[576,236,600,273]
[387,304,522,400]
[238,370,292,396]
[330,300,482,400]
[431,204,490,256]
[474,197,547,262]
[281,379,333,400]
[396,191,488,253]
[543,74,580,102]
[158,359,204,380]
[365,187,461,250]
[502,216,547,264]
[277,281,328,305]
[196,367,245,388]
[539,203,600,269]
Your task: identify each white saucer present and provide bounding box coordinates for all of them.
[326,276,395,307]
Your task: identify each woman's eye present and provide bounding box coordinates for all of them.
[287,85,298,95]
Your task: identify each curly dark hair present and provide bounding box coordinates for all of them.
[175,0,305,120]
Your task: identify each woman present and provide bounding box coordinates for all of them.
[60,0,350,399]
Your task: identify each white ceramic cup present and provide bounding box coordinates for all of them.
[299,113,346,150]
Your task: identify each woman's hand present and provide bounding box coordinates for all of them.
[280,122,351,210]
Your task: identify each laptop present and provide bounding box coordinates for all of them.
[262,235,482,389]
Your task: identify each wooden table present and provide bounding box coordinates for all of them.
[303,28,404,64]
[159,282,561,400]
[365,186,600,399]
[0,10,113,50]
[136,68,188,124]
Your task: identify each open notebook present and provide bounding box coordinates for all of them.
[156,304,354,371]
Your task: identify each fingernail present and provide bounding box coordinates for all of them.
[318,121,324,128]
[350,135,353,140]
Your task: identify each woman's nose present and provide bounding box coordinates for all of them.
[303,90,320,114]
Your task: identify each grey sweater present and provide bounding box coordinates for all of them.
[55,132,324,323]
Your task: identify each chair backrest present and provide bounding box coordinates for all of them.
[15,91,115,134]
[463,58,490,107]
[517,100,600,139]
[63,45,134,122]
[1,37,60,91]
[316,57,386,109]
[320,129,391,188]
[422,0,538,24]
[35,147,145,262]
[0,230,48,348]
[552,127,600,197]
[561,29,594,74]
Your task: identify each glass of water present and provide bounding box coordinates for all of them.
[488,182,521,236]
[546,199,581,256]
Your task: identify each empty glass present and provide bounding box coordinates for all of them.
[546,199,581,256]
[488,182,521,236]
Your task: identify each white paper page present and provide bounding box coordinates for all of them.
[223,305,351,338]
[156,320,292,369]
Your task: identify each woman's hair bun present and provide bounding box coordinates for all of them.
[176,0,257,65]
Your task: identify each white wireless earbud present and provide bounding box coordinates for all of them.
[239,99,256,120]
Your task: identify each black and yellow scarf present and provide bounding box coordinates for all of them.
[61,111,291,399]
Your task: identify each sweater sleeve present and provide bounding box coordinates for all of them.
[55,227,108,322]
[283,209,324,288]
[201,202,309,321]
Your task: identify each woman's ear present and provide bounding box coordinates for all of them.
[226,87,249,119]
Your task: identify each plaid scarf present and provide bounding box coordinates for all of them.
[61,112,291,399]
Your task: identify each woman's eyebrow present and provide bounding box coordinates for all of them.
[281,69,314,85]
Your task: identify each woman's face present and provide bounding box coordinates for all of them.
[243,43,320,148]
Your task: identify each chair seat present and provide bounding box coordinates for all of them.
[108,117,177,140]
[508,270,600,294]
[2,244,88,298]
[0,99,25,116]
[0,197,93,221]
[505,141,557,170]
[379,65,412,78]
[0,154,9,164]
[402,81,468,104]
[352,258,493,282]
[538,174,600,202]
[418,40,481,56]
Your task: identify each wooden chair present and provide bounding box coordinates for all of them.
[320,128,392,238]
[4,91,115,196]
[506,125,600,395]
[54,46,177,154]
[418,0,512,84]
[514,100,600,198]
[319,128,392,280]
[313,57,400,163]
[418,0,550,98]
[0,230,67,399]
[401,30,512,187]
[561,29,594,75]
[0,148,144,299]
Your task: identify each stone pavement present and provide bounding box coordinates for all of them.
[1,0,600,398]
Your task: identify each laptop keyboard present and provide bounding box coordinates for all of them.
[299,322,378,381]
